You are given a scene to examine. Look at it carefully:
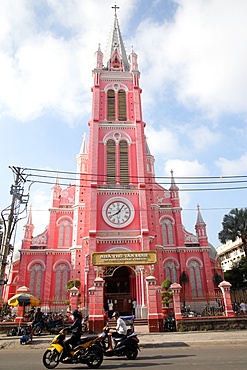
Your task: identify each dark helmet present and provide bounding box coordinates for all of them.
[71,309,79,316]
[112,311,119,318]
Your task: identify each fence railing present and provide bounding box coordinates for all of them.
[181,291,225,317]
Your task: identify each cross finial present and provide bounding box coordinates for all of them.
[112,3,119,15]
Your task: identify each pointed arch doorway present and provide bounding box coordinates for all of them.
[104,266,134,315]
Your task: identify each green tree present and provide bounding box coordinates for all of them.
[180,271,189,307]
[224,257,247,289]
[161,279,172,307]
[212,272,223,287]
[218,208,247,257]
[66,278,81,292]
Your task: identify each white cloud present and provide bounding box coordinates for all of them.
[146,126,180,157]
[0,0,137,123]
[135,0,247,118]
[186,125,221,151]
[164,158,208,179]
[3,0,247,123]
[146,123,221,161]
[216,153,247,176]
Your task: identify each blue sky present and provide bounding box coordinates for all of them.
[1,0,247,258]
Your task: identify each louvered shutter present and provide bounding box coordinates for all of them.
[118,89,126,121]
[107,139,116,184]
[107,90,115,120]
[119,140,129,184]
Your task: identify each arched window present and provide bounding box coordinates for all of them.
[118,89,126,121]
[107,139,116,184]
[58,220,72,247]
[107,89,115,120]
[161,219,174,245]
[55,263,69,300]
[30,263,43,298]
[164,261,177,283]
[188,260,203,297]
[119,140,129,184]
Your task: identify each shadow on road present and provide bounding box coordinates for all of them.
[64,354,196,369]
[140,341,189,348]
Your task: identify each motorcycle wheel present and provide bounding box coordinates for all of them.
[126,347,138,360]
[86,347,103,369]
[42,349,60,369]
[33,325,42,336]
[82,323,88,333]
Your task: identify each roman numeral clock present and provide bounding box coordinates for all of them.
[102,198,135,228]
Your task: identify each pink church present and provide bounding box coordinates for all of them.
[7,9,222,318]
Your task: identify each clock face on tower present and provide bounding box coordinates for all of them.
[102,198,135,228]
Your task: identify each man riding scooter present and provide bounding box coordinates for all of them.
[63,309,82,361]
[106,311,127,351]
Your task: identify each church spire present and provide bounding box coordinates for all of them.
[52,171,61,203]
[196,203,205,224]
[23,205,34,243]
[76,133,89,174]
[26,204,33,225]
[169,170,180,208]
[169,169,179,190]
[104,5,129,71]
[195,204,208,246]
[80,133,88,155]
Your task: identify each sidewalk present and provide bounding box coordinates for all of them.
[1,327,247,350]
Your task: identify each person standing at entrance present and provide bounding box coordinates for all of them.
[108,300,114,318]
[132,298,137,317]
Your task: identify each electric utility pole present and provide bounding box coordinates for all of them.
[0,166,29,297]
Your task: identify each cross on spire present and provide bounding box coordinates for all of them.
[112,3,119,15]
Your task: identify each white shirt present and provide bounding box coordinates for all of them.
[240,302,246,311]
[116,317,127,335]
[108,303,113,311]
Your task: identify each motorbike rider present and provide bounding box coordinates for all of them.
[63,309,82,361]
[32,307,44,328]
[106,311,127,351]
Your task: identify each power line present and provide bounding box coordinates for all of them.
[26,172,247,186]
[11,166,247,192]
[23,166,247,180]
[25,178,247,192]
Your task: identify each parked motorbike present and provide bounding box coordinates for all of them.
[42,329,103,369]
[97,326,140,360]
[82,315,89,333]
[164,314,176,332]
[20,325,33,345]
[33,316,64,336]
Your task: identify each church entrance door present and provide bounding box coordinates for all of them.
[104,266,132,316]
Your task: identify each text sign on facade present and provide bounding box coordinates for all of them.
[91,251,157,266]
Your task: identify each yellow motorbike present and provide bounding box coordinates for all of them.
[42,330,103,369]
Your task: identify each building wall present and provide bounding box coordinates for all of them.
[217,238,245,272]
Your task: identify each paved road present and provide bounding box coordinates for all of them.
[1,328,247,350]
[0,345,246,370]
